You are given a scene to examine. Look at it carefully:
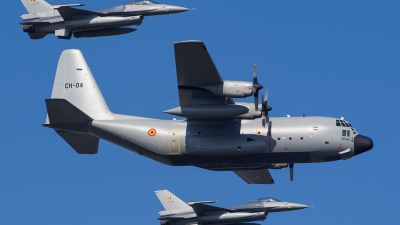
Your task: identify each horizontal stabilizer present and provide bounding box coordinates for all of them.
[57,6,104,20]
[56,131,98,154]
[191,203,234,216]
[234,169,275,184]
[45,99,92,124]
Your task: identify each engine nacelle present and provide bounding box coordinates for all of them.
[235,102,262,119]
[201,81,254,98]
[185,134,266,155]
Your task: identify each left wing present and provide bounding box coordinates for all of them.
[190,203,235,216]
[57,6,104,20]
[174,40,224,106]
[234,169,275,184]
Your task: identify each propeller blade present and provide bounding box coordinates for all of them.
[253,64,258,84]
[289,163,294,181]
[254,91,259,111]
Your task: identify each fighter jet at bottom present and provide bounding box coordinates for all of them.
[155,190,308,225]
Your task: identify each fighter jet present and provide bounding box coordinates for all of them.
[155,189,308,225]
[20,0,188,39]
[43,41,373,184]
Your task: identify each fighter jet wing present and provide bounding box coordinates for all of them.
[234,169,275,184]
[190,203,235,216]
[174,41,225,106]
[57,6,105,20]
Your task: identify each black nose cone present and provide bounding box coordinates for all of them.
[354,135,373,155]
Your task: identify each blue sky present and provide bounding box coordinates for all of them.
[1,0,399,224]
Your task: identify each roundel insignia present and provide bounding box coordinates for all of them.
[148,128,157,137]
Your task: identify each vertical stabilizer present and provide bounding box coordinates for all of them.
[155,190,191,210]
[21,0,53,14]
[50,49,114,121]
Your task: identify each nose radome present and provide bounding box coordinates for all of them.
[167,6,189,13]
[354,135,373,155]
[289,203,308,210]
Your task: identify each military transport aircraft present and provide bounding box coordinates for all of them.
[155,189,308,225]
[20,0,188,39]
[43,40,373,184]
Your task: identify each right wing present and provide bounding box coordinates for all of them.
[234,169,275,184]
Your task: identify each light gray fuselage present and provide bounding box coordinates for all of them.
[85,115,358,169]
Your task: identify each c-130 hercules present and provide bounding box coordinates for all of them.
[44,41,373,184]
[20,0,188,39]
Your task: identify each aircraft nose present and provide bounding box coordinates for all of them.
[166,6,189,13]
[354,135,373,155]
[288,203,308,210]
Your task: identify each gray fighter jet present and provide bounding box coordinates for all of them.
[155,189,308,225]
[43,41,374,184]
[20,0,188,39]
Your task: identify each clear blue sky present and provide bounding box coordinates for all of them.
[1,1,399,224]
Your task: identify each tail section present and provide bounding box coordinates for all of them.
[44,49,113,154]
[44,98,99,154]
[50,49,114,121]
[155,190,191,211]
[21,0,53,14]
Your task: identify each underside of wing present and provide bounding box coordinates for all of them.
[174,40,224,106]
[234,169,275,184]
[57,6,104,20]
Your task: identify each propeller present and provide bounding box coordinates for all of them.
[252,64,263,111]
[289,163,294,181]
[261,89,273,126]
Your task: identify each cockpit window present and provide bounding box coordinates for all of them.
[336,120,353,128]
[257,197,282,202]
[130,0,159,5]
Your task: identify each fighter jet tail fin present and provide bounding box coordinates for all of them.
[48,49,114,122]
[21,0,54,14]
[155,190,191,211]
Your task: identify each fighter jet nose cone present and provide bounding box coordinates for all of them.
[167,6,189,13]
[290,203,308,210]
[354,135,373,155]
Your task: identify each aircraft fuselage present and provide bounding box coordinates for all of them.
[83,115,370,170]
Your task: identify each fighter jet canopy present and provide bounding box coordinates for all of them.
[255,197,282,202]
[125,0,159,5]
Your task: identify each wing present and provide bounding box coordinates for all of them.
[190,203,234,216]
[174,40,224,106]
[57,6,104,20]
[234,169,275,184]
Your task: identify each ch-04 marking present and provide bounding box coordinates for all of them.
[65,83,83,89]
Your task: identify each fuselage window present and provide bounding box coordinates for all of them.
[300,137,303,140]
[347,130,350,137]
[289,137,292,140]
[277,137,281,140]
[342,130,346,136]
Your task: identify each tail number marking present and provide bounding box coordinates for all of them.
[65,83,83,89]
